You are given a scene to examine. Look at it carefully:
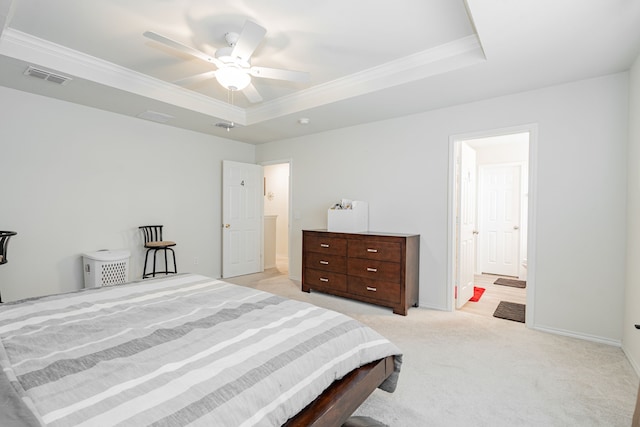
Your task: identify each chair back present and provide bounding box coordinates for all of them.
[139,225,164,245]
[0,231,17,265]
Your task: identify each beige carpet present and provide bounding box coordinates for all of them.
[226,267,639,427]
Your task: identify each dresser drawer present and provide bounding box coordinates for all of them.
[305,252,347,273]
[348,276,400,304]
[304,234,347,256]
[304,269,347,292]
[348,240,401,262]
[347,258,401,282]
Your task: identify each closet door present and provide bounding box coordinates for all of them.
[479,164,521,277]
[222,160,263,278]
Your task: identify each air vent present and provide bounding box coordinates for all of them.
[136,110,174,123]
[24,66,72,85]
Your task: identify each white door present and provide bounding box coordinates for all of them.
[222,160,263,278]
[457,143,477,308]
[479,164,521,276]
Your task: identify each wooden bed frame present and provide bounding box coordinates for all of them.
[283,356,395,426]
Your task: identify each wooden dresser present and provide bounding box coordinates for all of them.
[302,230,419,315]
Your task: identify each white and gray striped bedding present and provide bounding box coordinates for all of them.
[0,274,401,426]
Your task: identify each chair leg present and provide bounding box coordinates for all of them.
[164,248,169,275]
[142,248,152,279]
[143,247,177,278]
[169,248,177,274]
[152,248,159,277]
[173,249,177,274]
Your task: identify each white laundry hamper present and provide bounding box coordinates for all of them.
[82,250,130,288]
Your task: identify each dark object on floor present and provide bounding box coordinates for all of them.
[139,225,177,278]
[342,416,388,427]
[470,286,486,302]
[0,230,17,303]
[493,301,525,323]
[493,277,526,288]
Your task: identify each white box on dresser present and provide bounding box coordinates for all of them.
[327,201,369,232]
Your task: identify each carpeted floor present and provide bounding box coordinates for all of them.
[226,266,639,427]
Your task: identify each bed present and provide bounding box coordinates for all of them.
[0,274,401,426]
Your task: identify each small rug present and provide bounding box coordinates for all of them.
[494,277,526,288]
[469,286,485,302]
[493,301,525,323]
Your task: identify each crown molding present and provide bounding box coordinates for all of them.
[245,34,486,124]
[0,1,15,36]
[0,28,246,124]
[0,28,484,127]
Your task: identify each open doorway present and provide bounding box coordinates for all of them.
[262,161,290,276]
[448,125,537,325]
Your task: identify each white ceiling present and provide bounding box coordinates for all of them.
[1,0,639,144]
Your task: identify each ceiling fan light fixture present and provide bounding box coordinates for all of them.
[144,20,306,105]
[215,67,251,91]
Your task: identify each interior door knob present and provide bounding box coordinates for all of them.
[513,225,520,230]
[223,224,231,228]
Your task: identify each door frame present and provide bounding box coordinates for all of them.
[447,124,538,326]
[260,158,293,278]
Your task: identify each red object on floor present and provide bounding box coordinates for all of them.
[470,286,485,302]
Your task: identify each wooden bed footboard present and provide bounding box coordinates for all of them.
[283,356,395,427]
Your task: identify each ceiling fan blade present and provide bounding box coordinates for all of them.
[143,31,223,68]
[230,21,266,62]
[173,71,217,86]
[249,66,310,83]
[242,83,263,103]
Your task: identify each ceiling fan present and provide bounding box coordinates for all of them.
[143,20,310,103]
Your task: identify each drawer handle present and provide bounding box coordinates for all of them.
[367,267,378,272]
[320,260,329,265]
[320,243,330,248]
[320,277,329,282]
[366,286,377,292]
[367,248,378,253]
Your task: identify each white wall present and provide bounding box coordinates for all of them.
[0,86,254,301]
[257,73,629,344]
[625,53,640,373]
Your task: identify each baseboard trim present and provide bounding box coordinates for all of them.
[418,302,447,311]
[532,324,622,347]
[622,347,640,378]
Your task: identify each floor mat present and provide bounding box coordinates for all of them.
[493,278,526,288]
[493,301,525,323]
[469,286,485,302]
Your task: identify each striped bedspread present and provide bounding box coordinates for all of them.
[0,274,401,426]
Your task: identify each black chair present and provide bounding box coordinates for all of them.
[0,231,17,303]
[139,225,177,279]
